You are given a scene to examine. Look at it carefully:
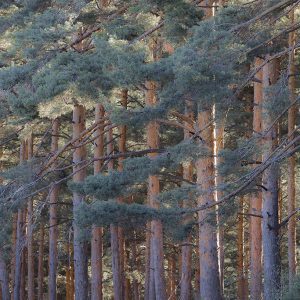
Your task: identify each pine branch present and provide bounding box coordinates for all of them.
[38,116,110,175]
[249,21,300,54]
[278,208,300,228]
[128,21,165,46]
[191,134,300,213]
[231,0,299,32]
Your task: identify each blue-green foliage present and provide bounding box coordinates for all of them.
[75,200,191,240]
[0,1,298,296]
[13,8,70,57]
[70,140,206,199]
[0,61,39,90]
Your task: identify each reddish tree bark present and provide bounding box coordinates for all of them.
[215,120,225,296]
[196,107,221,300]
[117,89,128,299]
[237,198,248,300]
[146,77,167,300]
[107,124,123,300]
[72,105,88,299]
[180,100,194,300]
[27,133,35,300]
[38,222,44,300]
[49,119,60,300]
[10,213,17,299]
[250,57,263,300]
[196,4,221,299]
[91,104,105,300]
[13,141,26,300]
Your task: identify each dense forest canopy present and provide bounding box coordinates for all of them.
[0,0,299,299]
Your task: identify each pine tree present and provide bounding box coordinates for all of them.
[27,133,34,300]
[72,104,88,299]
[38,222,45,300]
[287,8,297,287]
[262,57,281,299]
[48,118,60,300]
[0,1,299,299]
[250,57,263,300]
[13,141,26,300]
[91,104,105,300]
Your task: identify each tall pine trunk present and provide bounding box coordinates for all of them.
[167,253,176,300]
[72,104,88,299]
[196,107,221,300]
[13,141,26,300]
[196,4,221,299]
[91,104,105,300]
[144,222,155,300]
[215,117,225,296]
[107,124,123,300]
[65,240,72,300]
[146,77,167,300]
[132,231,140,300]
[49,118,60,300]
[20,236,26,300]
[91,0,109,297]
[237,198,247,300]
[250,57,263,300]
[180,100,193,300]
[0,150,9,300]
[27,133,34,300]
[194,242,200,299]
[10,213,17,300]
[38,222,44,300]
[262,57,280,299]
[0,252,9,300]
[117,89,128,299]
[288,9,297,286]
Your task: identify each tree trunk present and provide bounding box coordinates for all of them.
[90,0,109,295]
[288,9,297,286]
[13,141,26,300]
[132,231,140,300]
[49,118,60,300]
[110,223,122,300]
[118,89,128,299]
[124,248,131,300]
[70,259,74,300]
[10,213,17,300]
[91,104,105,300]
[107,124,123,300]
[194,240,200,299]
[237,198,248,300]
[20,228,26,300]
[250,57,263,300]
[0,252,10,300]
[65,241,71,300]
[167,254,176,300]
[262,57,280,299]
[144,222,155,300]
[215,117,225,296]
[0,151,10,300]
[196,107,221,300]
[72,105,88,300]
[196,4,221,299]
[38,222,44,300]
[146,78,167,300]
[66,266,70,300]
[180,100,193,300]
[27,133,34,300]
